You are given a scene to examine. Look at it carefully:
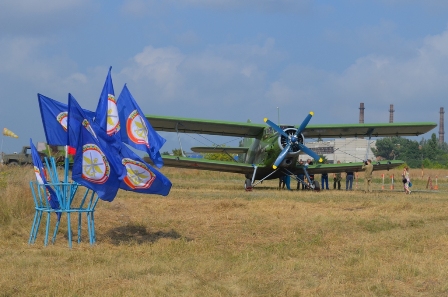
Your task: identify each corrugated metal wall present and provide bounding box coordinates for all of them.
[300,138,376,163]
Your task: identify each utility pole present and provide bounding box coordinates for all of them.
[277,107,280,125]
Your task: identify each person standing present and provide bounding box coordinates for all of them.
[346,170,354,191]
[297,160,305,190]
[306,159,315,189]
[362,159,374,193]
[321,172,329,190]
[333,160,342,190]
[402,167,411,194]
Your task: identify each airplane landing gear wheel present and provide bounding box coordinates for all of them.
[244,179,253,191]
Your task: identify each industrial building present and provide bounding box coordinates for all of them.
[300,138,376,164]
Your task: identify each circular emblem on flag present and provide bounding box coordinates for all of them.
[107,94,120,135]
[57,112,68,131]
[126,110,149,147]
[81,144,110,184]
[82,119,97,138]
[34,166,44,184]
[122,157,155,189]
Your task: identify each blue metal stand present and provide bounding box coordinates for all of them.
[29,156,100,248]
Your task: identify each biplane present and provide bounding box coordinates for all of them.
[143,112,436,190]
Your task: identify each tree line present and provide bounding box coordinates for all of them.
[372,133,448,168]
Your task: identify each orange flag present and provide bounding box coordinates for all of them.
[3,128,18,138]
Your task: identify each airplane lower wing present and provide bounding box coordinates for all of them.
[146,155,404,181]
[302,160,404,175]
[190,146,249,154]
[144,155,256,175]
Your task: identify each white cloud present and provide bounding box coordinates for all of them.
[0,0,93,36]
[119,0,313,15]
[122,46,186,98]
[0,0,90,15]
[381,0,448,10]
[120,0,152,17]
[120,39,279,109]
[264,27,448,124]
[174,0,313,13]
[176,31,201,46]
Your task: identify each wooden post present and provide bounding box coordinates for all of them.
[381,174,384,190]
[426,176,433,190]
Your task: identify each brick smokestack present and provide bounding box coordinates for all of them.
[359,103,365,123]
[440,107,445,144]
[389,104,394,123]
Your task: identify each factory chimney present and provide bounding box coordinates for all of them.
[389,104,394,123]
[440,107,445,144]
[359,103,365,124]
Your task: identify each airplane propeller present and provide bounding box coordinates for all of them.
[264,112,323,169]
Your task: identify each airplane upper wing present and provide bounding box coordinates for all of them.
[145,115,265,138]
[302,123,437,138]
[145,114,437,138]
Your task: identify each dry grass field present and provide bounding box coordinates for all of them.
[1,165,448,296]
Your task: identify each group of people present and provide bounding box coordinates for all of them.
[359,159,411,194]
[320,160,355,191]
[279,159,356,191]
[279,158,412,194]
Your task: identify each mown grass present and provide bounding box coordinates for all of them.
[1,166,448,296]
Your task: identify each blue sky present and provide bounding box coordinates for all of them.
[1,0,448,153]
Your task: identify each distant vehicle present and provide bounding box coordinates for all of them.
[2,146,42,166]
[2,145,72,167]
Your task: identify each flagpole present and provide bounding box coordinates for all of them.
[64,145,69,183]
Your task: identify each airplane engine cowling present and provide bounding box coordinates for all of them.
[277,127,304,156]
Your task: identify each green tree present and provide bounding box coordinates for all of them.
[421,133,440,161]
[203,145,236,161]
[373,137,423,168]
[373,134,448,168]
[371,136,403,160]
[172,148,185,157]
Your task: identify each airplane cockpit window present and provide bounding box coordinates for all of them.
[264,127,274,136]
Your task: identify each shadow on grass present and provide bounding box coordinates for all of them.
[105,224,191,245]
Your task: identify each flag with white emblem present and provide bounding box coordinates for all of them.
[117,84,165,168]
[95,67,121,142]
[30,138,61,220]
[119,144,171,196]
[69,95,124,202]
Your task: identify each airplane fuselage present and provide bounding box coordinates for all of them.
[240,127,303,180]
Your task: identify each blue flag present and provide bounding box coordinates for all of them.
[67,94,97,149]
[119,144,171,196]
[69,95,124,202]
[95,67,121,141]
[38,93,95,146]
[30,138,61,220]
[117,84,166,168]
[38,94,70,146]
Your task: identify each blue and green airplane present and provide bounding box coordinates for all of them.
[144,112,436,190]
